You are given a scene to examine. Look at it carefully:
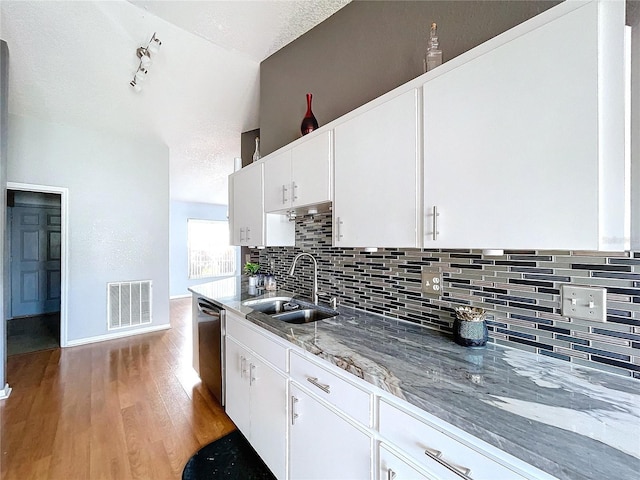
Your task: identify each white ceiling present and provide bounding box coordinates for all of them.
[0,0,350,205]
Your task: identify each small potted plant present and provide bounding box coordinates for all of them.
[243,262,261,286]
[453,306,488,347]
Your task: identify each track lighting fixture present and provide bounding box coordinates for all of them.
[130,33,162,92]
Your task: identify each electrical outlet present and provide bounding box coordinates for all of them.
[422,268,442,297]
[561,285,607,322]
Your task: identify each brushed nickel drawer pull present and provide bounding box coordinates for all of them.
[291,396,299,425]
[424,446,443,459]
[249,363,256,386]
[424,447,472,479]
[240,355,248,378]
[432,206,440,241]
[306,376,330,394]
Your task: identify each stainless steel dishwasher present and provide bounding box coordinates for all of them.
[196,297,225,406]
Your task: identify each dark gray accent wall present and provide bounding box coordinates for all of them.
[255,5,640,381]
[259,0,560,155]
[1,40,8,392]
[240,128,260,168]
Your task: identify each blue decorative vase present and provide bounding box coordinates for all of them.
[453,318,488,348]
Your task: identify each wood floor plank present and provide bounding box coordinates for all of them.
[1,298,235,479]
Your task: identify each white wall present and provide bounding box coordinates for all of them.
[632,23,639,250]
[7,114,170,343]
[1,40,9,395]
[170,200,230,297]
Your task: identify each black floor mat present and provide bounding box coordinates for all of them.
[182,430,277,480]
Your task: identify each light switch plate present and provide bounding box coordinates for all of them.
[560,285,607,322]
[422,268,442,297]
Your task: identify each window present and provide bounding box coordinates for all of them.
[187,219,237,279]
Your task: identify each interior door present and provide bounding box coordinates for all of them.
[10,205,61,317]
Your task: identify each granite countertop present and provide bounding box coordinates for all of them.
[189,277,640,480]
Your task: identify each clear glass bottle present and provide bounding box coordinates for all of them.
[265,275,277,291]
[425,22,442,72]
[252,136,261,162]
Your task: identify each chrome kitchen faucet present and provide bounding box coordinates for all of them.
[288,252,319,305]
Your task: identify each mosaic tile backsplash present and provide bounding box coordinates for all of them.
[250,212,640,380]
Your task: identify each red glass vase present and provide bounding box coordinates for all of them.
[300,93,319,136]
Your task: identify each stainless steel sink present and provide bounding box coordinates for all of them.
[271,308,338,324]
[243,296,338,324]
[242,296,293,315]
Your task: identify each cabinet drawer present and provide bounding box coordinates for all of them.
[380,443,454,480]
[379,400,527,480]
[290,351,371,426]
[226,317,287,372]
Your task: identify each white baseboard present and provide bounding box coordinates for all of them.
[0,383,12,400]
[170,293,191,299]
[65,323,171,347]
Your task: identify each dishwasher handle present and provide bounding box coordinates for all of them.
[197,299,221,318]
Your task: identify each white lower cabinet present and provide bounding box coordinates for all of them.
[289,383,372,479]
[225,325,287,479]
[224,313,554,480]
[225,338,252,434]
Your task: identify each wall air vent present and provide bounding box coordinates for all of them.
[107,280,152,330]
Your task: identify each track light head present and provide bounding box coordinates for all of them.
[130,33,162,92]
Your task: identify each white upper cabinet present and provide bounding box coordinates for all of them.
[229,162,264,246]
[263,149,292,213]
[334,89,421,248]
[422,0,627,250]
[264,131,332,214]
[292,131,333,209]
[229,162,294,247]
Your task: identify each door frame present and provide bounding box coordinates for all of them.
[7,182,69,347]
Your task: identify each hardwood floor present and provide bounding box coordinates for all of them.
[0,298,236,480]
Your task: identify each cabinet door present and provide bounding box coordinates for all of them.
[423,0,625,250]
[334,89,420,248]
[291,131,332,208]
[249,357,287,480]
[264,149,292,213]
[289,384,372,480]
[224,338,251,435]
[231,163,264,246]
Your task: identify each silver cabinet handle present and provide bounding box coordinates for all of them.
[292,181,298,202]
[291,396,299,425]
[239,227,245,242]
[449,462,472,478]
[249,363,256,386]
[424,447,472,479]
[387,469,397,480]
[282,184,288,204]
[246,227,251,241]
[240,355,248,378]
[336,217,344,240]
[432,206,440,241]
[424,446,443,459]
[306,376,330,394]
